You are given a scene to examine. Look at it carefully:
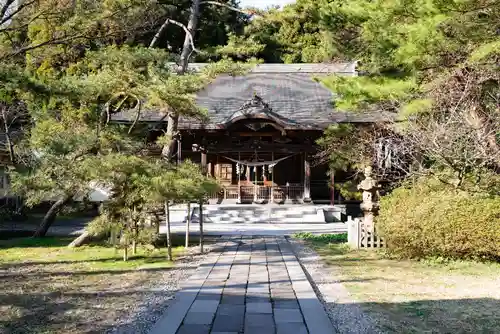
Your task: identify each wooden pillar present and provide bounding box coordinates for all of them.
[199,199,204,253]
[330,171,335,206]
[253,166,257,203]
[303,155,311,203]
[207,162,212,177]
[177,135,182,165]
[237,152,241,204]
[270,152,274,204]
[201,151,207,176]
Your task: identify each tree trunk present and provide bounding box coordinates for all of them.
[161,113,179,160]
[1,106,15,164]
[123,245,128,261]
[33,195,72,237]
[111,229,117,247]
[67,205,107,248]
[122,233,129,261]
[165,201,172,261]
[68,231,91,248]
[132,219,137,255]
[185,202,191,248]
[180,0,201,73]
[161,0,200,161]
[199,198,204,253]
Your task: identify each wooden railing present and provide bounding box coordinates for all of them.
[208,183,304,203]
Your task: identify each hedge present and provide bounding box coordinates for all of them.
[377,179,500,261]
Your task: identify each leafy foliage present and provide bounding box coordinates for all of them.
[317,0,499,192]
[377,177,500,261]
[216,0,336,63]
[294,232,347,244]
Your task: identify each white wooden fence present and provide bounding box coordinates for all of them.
[347,216,386,249]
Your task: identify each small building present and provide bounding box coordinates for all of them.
[113,62,380,205]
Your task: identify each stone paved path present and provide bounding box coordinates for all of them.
[150,236,334,334]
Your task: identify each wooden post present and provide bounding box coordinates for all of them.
[199,199,204,253]
[330,171,335,206]
[270,152,274,203]
[237,152,241,204]
[253,166,257,203]
[347,216,357,248]
[286,182,289,202]
[177,135,182,165]
[201,151,207,176]
[165,201,172,261]
[303,155,311,203]
[185,202,191,248]
[207,162,212,177]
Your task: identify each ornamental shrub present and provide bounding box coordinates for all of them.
[377,178,500,261]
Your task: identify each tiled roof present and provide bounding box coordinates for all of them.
[112,62,391,129]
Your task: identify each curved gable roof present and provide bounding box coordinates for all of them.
[112,62,390,129]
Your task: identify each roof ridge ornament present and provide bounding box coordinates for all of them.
[239,93,271,114]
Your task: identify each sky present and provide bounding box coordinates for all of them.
[239,0,296,9]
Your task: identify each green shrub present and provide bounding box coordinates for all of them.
[377,178,500,261]
[293,232,347,244]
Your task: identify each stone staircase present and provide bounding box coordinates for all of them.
[189,204,346,224]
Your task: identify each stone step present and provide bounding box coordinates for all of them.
[186,205,346,224]
[155,205,346,224]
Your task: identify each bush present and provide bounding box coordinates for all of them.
[294,232,347,243]
[377,178,500,261]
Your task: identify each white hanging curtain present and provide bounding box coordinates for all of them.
[221,154,295,168]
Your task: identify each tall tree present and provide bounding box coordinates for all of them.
[152,0,257,159]
[215,0,336,63]
[317,0,499,189]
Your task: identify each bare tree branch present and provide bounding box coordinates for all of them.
[200,1,261,16]
[0,0,16,23]
[149,17,200,54]
[0,0,36,26]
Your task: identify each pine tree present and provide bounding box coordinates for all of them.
[316,0,499,189]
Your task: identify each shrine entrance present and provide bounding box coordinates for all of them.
[178,107,330,204]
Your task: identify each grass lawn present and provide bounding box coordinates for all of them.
[0,237,186,334]
[306,239,500,333]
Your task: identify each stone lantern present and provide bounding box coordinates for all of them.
[357,166,380,230]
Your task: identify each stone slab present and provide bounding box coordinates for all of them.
[149,251,224,334]
[277,322,309,334]
[217,304,245,316]
[277,240,335,334]
[212,314,245,332]
[189,300,220,314]
[274,308,303,323]
[245,313,274,328]
[246,302,273,314]
[176,324,211,334]
[183,311,216,325]
[220,294,245,305]
[273,300,300,309]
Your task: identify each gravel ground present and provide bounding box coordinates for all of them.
[288,238,381,334]
[107,242,221,334]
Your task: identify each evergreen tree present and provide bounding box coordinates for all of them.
[317,0,499,190]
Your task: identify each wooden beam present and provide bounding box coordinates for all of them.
[206,144,317,153]
[233,132,279,137]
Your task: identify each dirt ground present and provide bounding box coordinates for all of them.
[0,237,203,334]
[309,241,500,333]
